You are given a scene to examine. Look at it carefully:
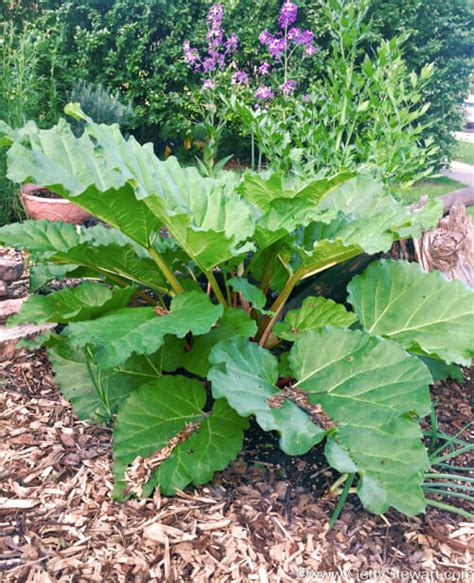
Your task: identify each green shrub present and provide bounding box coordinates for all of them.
[369,0,473,165]
[2,0,471,167]
[228,0,438,185]
[68,80,135,134]
[0,20,60,224]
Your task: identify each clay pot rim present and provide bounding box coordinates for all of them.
[21,192,77,205]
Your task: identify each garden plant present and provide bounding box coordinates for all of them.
[0,105,473,520]
[183,0,439,186]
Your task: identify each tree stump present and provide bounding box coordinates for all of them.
[413,203,474,288]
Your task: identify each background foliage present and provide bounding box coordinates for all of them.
[1,0,471,161]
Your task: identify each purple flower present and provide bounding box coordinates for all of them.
[183,41,200,65]
[296,29,314,46]
[267,37,286,59]
[259,30,273,46]
[258,62,271,75]
[256,86,274,100]
[202,79,215,90]
[207,3,224,27]
[203,56,218,73]
[207,28,223,48]
[225,33,239,53]
[304,44,317,56]
[287,27,302,41]
[232,70,249,85]
[281,79,297,94]
[278,1,298,29]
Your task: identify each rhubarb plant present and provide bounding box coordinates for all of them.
[1,112,473,517]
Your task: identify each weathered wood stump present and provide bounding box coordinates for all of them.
[414,203,474,288]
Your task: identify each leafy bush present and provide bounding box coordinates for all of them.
[1,112,473,517]
[0,18,63,224]
[229,0,438,184]
[369,0,473,165]
[68,80,135,134]
[2,0,471,167]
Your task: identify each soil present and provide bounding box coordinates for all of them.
[0,349,472,581]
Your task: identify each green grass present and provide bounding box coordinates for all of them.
[454,140,474,166]
[403,176,467,203]
[0,150,18,226]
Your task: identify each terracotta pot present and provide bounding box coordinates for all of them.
[21,184,92,224]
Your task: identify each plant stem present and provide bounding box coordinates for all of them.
[423,488,474,503]
[429,403,439,454]
[85,346,110,418]
[221,269,233,305]
[430,444,474,465]
[205,269,227,306]
[425,473,474,482]
[329,473,355,530]
[329,473,349,494]
[425,499,474,521]
[251,131,255,171]
[256,268,303,346]
[148,246,184,295]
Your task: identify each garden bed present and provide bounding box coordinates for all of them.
[1,349,472,582]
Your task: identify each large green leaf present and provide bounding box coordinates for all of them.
[146,399,248,496]
[162,308,258,377]
[209,337,326,455]
[293,175,442,276]
[48,337,161,423]
[0,221,169,293]
[289,327,432,515]
[318,173,442,237]
[10,282,133,325]
[240,171,355,212]
[113,376,247,496]
[6,118,257,270]
[0,219,81,252]
[6,119,160,247]
[137,160,256,270]
[274,296,357,341]
[29,263,84,291]
[241,173,354,250]
[65,291,224,368]
[348,260,474,365]
[296,238,363,279]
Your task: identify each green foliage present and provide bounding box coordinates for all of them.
[114,377,248,496]
[289,328,432,515]
[209,337,326,456]
[274,296,357,341]
[231,1,439,184]
[68,80,135,135]
[1,114,473,518]
[48,336,163,423]
[10,282,134,325]
[369,0,473,166]
[348,260,474,365]
[0,19,61,224]
[3,0,470,169]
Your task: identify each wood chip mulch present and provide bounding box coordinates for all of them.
[0,350,473,582]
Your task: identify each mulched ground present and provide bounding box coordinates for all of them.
[0,350,472,582]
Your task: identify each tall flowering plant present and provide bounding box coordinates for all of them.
[227,0,319,172]
[255,0,316,101]
[184,1,317,173]
[183,3,246,172]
